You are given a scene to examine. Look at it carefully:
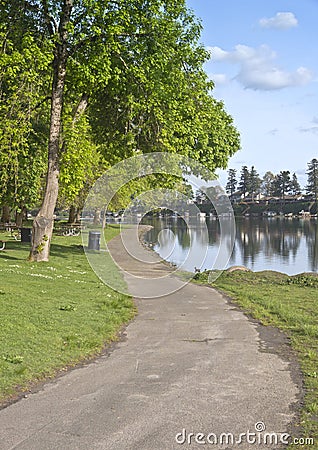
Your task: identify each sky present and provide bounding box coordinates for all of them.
[186,0,318,189]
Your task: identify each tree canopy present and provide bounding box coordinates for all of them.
[0,0,241,261]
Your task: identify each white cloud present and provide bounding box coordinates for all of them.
[312,117,318,124]
[259,12,298,30]
[299,126,318,135]
[209,44,261,63]
[238,65,312,91]
[209,73,228,85]
[208,44,313,91]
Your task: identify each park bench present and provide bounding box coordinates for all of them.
[62,226,81,236]
[54,224,83,236]
[0,223,25,243]
[0,222,17,232]
[0,223,19,250]
[0,223,20,239]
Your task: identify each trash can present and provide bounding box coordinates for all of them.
[20,228,32,243]
[88,231,101,250]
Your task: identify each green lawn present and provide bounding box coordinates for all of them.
[0,225,135,404]
[193,270,318,449]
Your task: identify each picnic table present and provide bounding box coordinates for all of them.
[0,222,18,232]
[54,223,83,236]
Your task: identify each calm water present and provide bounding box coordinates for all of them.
[142,216,318,275]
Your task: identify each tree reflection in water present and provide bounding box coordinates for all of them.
[143,216,318,275]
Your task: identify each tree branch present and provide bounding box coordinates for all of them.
[72,93,89,126]
[69,31,151,56]
[40,0,57,36]
[33,95,52,112]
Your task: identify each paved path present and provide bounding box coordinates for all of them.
[0,227,300,449]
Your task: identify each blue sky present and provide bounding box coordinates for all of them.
[186,0,318,189]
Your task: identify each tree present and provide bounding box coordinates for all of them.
[248,166,261,201]
[89,7,240,172]
[3,0,240,261]
[261,171,275,197]
[13,0,128,260]
[306,159,318,207]
[58,114,104,223]
[238,166,249,199]
[272,171,291,202]
[290,172,301,196]
[0,32,50,223]
[225,169,237,198]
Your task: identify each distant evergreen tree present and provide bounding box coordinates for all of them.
[272,171,292,201]
[290,172,301,196]
[248,166,261,201]
[195,189,206,205]
[225,169,237,198]
[261,171,275,197]
[238,166,249,199]
[306,158,318,209]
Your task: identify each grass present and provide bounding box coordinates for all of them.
[0,225,135,404]
[193,269,318,449]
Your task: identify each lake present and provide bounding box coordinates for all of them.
[142,216,318,275]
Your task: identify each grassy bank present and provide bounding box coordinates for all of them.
[193,270,318,448]
[0,225,135,404]
[232,201,317,216]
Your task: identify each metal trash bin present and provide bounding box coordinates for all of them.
[88,231,101,250]
[20,228,32,243]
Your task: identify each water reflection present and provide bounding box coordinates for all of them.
[143,217,318,275]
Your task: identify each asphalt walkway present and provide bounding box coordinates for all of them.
[0,226,300,449]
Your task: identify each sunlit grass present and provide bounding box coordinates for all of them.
[0,225,135,403]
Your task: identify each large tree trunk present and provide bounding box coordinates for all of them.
[75,207,81,223]
[93,208,101,225]
[68,205,76,224]
[15,206,27,228]
[29,0,73,262]
[1,205,11,223]
[102,206,107,230]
